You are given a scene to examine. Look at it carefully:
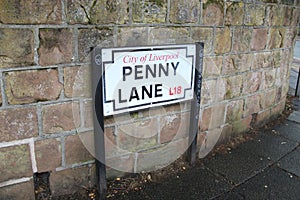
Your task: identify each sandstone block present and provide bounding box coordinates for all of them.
[215,27,231,54]
[64,66,91,98]
[0,107,38,142]
[244,4,265,26]
[202,1,224,26]
[0,28,34,68]
[252,52,272,70]
[200,104,226,131]
[251,28,268,51]
[262,68,276,89]
[65,134,93,165]
[268,28,285,49]
[291,9,300,26]
[232,115,252,134]
[232,28,252,53]
[203,56,222,78]
[198,128,223,158]
[226,99,244,123]
[244,94,261,117]
[132,0,167,23]
[169,0,200,23]
[0,145,32,182]
[149,27,191,45]
[35,138,62,172]
[191,28,214,54]
[50,166,90,196]
[118,27,148,46]
[242,71,262,95]
[106,154,135,173]
[267,5,284,26]
[42,102,80,134]
[0,180,35,200]
[39,29,74,65]
[83,100,93,128]
[78,28,114,62]
[224,75,243,99]
[225,2,244,26]
[201,79,217,106]
[5,69,62,105]
[0,0,61,24]
[254,109,272,127]
[260,89,276,110]
[222,54,252,75]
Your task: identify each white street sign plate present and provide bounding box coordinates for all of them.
[100,44,196,116]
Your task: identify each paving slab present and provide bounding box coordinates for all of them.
[277,147,300,177]
[287,110,300,124]
[215,166,300,200]
[273,121,300,143]
[107,166,232,200]
[202,143,270,185]
[292,99,300,111]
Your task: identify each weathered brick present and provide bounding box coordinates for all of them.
[271,99,285,117]
[215,124,233,145]
[107,153,135,173]
[35,138,61,172]
[169,0,200,23]
[83,100,93,128]
[260,89,276,110]
[64,66,91,98]
[226,99,244,123]
[224,75,243,99]
[65,134,93,165]
[50,166,90,196]
[132,0,167,23]
[149,27,191,45]
[232,115,252,134]
[65,0,91,24]
[244,4,265,26]
[0,28,34,68]
[0,0,61,24]
[291,8,300,26]
[78,28,114,62]
[201,79,217,105]
[0,107,38,142]
[191,27,214,54]
[89,0,129,24]
[215,27,231,54]
[262,68,276,89]
[283,28,297,49]
[5,69,62,105]
[244,94,260,117]
[200,104,226,131]
[42,102,80,134]
[160,112,189,144]
[254,109,272,127]
[266,5,284,26]
[225,2,244,26]
[252,52,272,70]
[203,56,222,78]
[202,0,224,26]
[283,7,294,26]
[222,54,252,75]
[117,119,158,151]
[0,180,35,200]
[0,145,32,182]
[198,128,222,158]
[251,28,268,51]
[118,27,148,46]
[232,28,252,52]
[242,71,262,94]
[136,138,188,172]
[39,29,73,66]
[271,50,282,68]
[268,28,285,49]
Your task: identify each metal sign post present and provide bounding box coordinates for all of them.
[91,47,107,200]
[187,42,203,165]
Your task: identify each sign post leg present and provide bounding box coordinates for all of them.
[91,47,107,200]
[187,42,203,165]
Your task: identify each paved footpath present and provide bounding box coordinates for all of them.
[108,100,300,200]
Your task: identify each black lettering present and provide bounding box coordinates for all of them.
[159,63,169,77]
[135,65,143,80]
[142,85,152,99]
[155,84,163,97]
[171,62,179,76]
[118,89,127,103]
[145,64,156,79]
[129,87,140,102]
[123,66,132,81]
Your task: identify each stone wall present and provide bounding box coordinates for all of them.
[0,0,299,198]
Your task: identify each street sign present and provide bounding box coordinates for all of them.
[99,44,197,116]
